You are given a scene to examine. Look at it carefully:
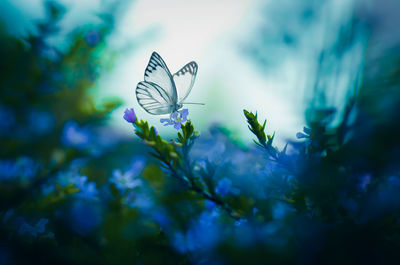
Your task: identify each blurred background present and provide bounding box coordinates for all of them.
[1,0,370,144]
[1,0,400,264]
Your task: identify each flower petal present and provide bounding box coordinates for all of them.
[174,122,182,130]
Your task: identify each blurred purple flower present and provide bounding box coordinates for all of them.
[123,108,137,123]
[160,109,188,130]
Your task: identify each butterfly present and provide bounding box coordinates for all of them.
[136,52,203,116]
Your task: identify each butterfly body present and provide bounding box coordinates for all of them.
[136,52,198,115]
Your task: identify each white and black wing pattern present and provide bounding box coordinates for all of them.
[173,61,198,103]
[136,81,174,115]
[144,52,177,104]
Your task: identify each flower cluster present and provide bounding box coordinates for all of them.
[160,109,189,130]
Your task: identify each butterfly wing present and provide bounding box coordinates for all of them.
[173,61,198,103]
[144,52,177,104]
[136,81,174,115]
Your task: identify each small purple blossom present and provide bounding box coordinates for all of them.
[123,108,137,124]
[160,109,189,130]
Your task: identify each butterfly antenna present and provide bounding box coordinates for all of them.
[181,102,205,105]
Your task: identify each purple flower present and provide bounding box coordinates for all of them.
[160,109,189,130]
[123,108,137,124]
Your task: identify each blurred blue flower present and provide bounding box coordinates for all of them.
[77,181,99,200]
[17,218,48,238]
[85,30,101,46]
[62,121,90,149]
[172,211,220,253]
[172,232,187,253]
[234,218,248,227]
[272,202,291,220]
[0,160,18,181]
[358,174,372,192]
[151,208,171,229]
[388,176,400,187]
[253,207,259,215]
[0,105,15,133]
[111,169,141,190]
[160,109,188,130]
[29,109,55,135]
[15,157,39,180]
[123,108,136,123]
[56,171,98,199]
[0,157,39,182]
[205,200,217,211]
[123,192,153,209]
[215,178,232,196]
[131,156,146,172]
[110,158,145,191]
